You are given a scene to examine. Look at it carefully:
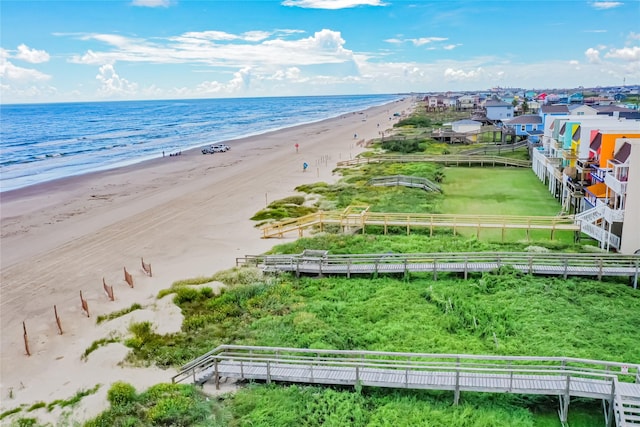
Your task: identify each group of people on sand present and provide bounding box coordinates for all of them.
[162,151,182,157]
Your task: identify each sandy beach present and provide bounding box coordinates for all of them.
[0,97,414,424]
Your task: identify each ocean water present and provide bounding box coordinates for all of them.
[0,94,401,192]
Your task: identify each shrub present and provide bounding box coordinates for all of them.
[394,116,432,127]
[173,287,201,304]
[107,382,137,408]
[381,139,422,153]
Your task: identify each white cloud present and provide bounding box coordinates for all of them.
[0,53,51,82]
[15,44,50,63]
[70,29,354,68]
[270,67,303,81]
[585,47,601,64]
[590,1,622,9]
[409,37,448,46]
[196,67,254,94]
[630,32,640,40]
[443,44,459,51]
[131,0,171,7]
[282,0,386,9]
[443,67,485,81]
[95,64,138,97]
[605,46,640,61]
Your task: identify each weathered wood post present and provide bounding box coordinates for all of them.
[103,278,114,301]
[214,359,220,390]
[124,267,134,288]
[23,321,30,356]
[454,356,461,405]
[80,290,90,317]
[54,305,63,335]
[141,257,152,277]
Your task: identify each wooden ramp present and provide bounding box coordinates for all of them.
[336,155,532,168]
[260,207,579,240]
[173,345,640,426]
[367,175,442,192]
[237,252,640,286]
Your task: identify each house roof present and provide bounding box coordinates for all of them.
[572,126,581,142]
[559,123,567,135]
[485,100,512,107]
[590,133,602,151]
[541,105,570,114]
[619,111,640,120]
[593,105,634,113]
[504,114,542,125]
[527,130,544,136]
[453,119,482,125]
[614,142,631,163]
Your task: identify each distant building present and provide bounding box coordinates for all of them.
[484,99,514,121]
[502,115,543,142]
[451,119,482,134]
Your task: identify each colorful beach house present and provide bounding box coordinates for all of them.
[502,114,543,143]
[578,137,640,252]
[531,112,640,252]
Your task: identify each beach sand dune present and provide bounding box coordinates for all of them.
[0,98,414,423]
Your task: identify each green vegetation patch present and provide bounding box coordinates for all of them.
[228,384,601,427]
[96,303,142,324]
[440,167,562,216]
[250,195,317,222]
[82,336,120,361]
[0,407,22,420]
[85,382,228,427]
[46,384,101,412]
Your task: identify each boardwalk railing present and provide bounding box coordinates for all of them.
[458,140,529,155]
[367,175,442,192]
[172,345,640,425]
[260,207,578,240]
[336,155,532,168]
[237,251,640,285]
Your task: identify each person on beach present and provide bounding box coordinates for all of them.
[303,162,308,172]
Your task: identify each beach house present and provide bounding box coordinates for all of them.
[501,114,543,143]
[531,110,640,252]
[484,99,514,122]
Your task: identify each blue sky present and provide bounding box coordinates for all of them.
[1,0,639,103]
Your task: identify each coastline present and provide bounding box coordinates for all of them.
[0,97,414,424]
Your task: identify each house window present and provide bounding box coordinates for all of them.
[577,112,584,115]
[521,125,526,132]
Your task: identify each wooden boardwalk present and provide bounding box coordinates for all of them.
[173,345,640,426]
[237,251,639,287]
[260,206,579,240]
[335,154,532,168]
[367,175,442,192]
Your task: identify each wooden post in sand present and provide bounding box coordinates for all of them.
[23,321,30,356]
[54,305,63,335]
[80,290,90,317]
[103,278,114,301]
[124,267,134,288]
[141,257,152,277]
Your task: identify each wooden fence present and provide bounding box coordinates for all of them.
[336,155,532,168]
[260,206,578,240]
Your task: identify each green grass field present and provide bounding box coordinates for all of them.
[440,167,560,216]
